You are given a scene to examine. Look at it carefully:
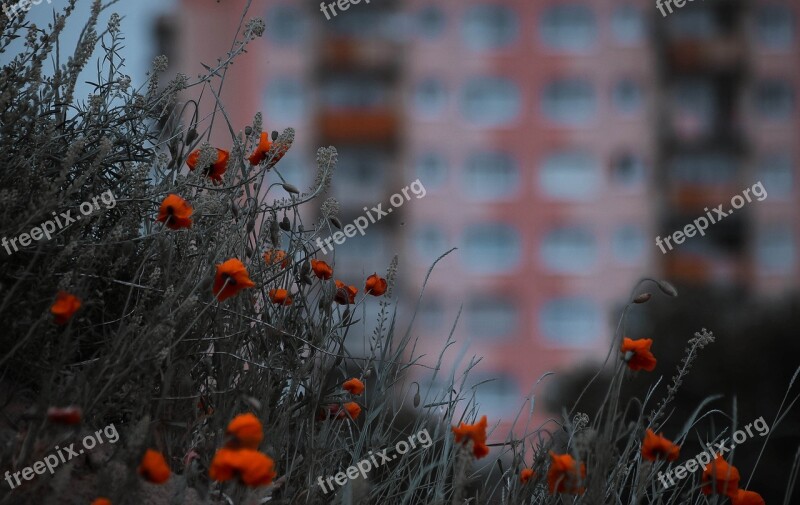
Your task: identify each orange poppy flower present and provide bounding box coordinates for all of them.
[337,401,362,420]
[51,291,81,325]
[46,405,82,425]
[342,378,365,396]
[334,280,357,305]
[209,447,277,487]
[547,452,585,495]
[138,449,170,484]
[186,148,230,183]
[520,468,535,484]
[452,415,489,459]
[248,132,288,167]
[364,273,387,296]
[268,288,292,306]
[225,413,263,449]
[701,455,740,497]
[641,429,680,461]
[156,194,193,230]
[620,337,657,372]
[310,259,333,280]
[213,259,256,302]
[91,499,112,505]
[263,249,289,269]
[731,489,765,505]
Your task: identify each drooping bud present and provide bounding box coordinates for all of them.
[633,293,652,304]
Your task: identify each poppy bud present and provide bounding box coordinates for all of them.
[271,130,278,141]
[246,218,256,233]
[282,183,299,195]
[413,391,420,408]
[302,274,313,285]
[185,128,198,145]
[657,280,678,297]
[329,216,342,230]
[342,308,351,325]
[280,216,291,231]
[363,368,372,378]
[246,244,254,258]
[633,293,652,304]
[245,126,252,136]
[230,202,240,220]
[300,261,310,275]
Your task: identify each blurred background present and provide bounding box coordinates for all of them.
[16,0,800,495]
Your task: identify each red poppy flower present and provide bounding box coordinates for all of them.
[138,449,170,484]
[213,259,256,302]
[91,499,112,505]
[342,378,365,396]
[46,405,82,425]
[364,273,387,296]
[51,291,81,325]
[701,455,740,497]
[731,489,765,505]
[547,452,585,495]
[520,468,535,484]
[338,402,362,420]
[311,259,333,280]
[156,194,193,230]
[248,132,288,167]
[641,429,680,461]
[263,249,289,269]
[334,280,357,305]
[209,447,277,487]
[268,288,292,306]
[620,337,657,371]
[452,415,489,459]
[225,413,263,449]
[187,148,229,183]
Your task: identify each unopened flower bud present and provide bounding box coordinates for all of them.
[633,293,652,304]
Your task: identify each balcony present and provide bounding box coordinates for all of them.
[317,109,400,145]
[664,36,746,75]
[318,37,401,76]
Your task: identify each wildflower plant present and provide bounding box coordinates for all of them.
[0,2,797,505]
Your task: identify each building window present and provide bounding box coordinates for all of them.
[541,79,595,125]
[413,225,447,263]
[539,4,596,52]
[333,149,387,199]
[463,224,521,273]
[413,79,447,119]
[322,78,388,109]
[417,5,446,39]
[755,80,794,120]
[419,296,445,331]
[666,7,718,39]
[415,152,447,189]
[756,5,794,49]
[467,373,520,416]
[540,150,600,199]
[462,77,521,127]
[264,79,306,122]
[540,226,597,273]
[463,151,519,200]
[611,4,644,45]
[669,152,738,185]
[613,79,643,114]
[462,4,518,51]
[539,297,601,346]
[612,225,646,264]
[758,152,792,198]
[756,225,795,273]
[610,152,646,187]
[266,5,304,45]
[465,297,518,339]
